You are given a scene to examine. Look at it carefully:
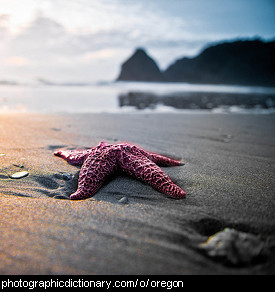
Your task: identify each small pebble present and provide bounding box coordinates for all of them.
[53,194,69,200]
[62,173,72,181]
[118,196,128,204]
[54,173,72,180]
[0,153,5,157]
[13,164,24,168]
[50,127,61,131]
[9,171,29,179]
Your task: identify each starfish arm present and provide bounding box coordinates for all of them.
[118,150,186,199]
[54,148,93,165]
[140,149,183,166]
[124,143,183,166]
[70,147,117,200]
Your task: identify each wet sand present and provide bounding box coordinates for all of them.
[0,112,274,274]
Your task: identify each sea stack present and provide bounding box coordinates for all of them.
[164,39,275,86]
[116,48,163,82]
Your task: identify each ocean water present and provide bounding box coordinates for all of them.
[0,81,275,114]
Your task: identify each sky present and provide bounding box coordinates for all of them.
[0,0,274,83]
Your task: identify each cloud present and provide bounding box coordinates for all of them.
[0,14,11,40]
[6,56,29,66]
[0,14,128,81]
[11,15,71,57]
[1,0,274,82]
[0,11,235,81]
[2,13,183,64]
[79,49,117,62]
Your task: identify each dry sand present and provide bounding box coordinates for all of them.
[0,112,274,274]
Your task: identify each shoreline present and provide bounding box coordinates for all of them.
[0,112,274,274]
[1,82,275,114]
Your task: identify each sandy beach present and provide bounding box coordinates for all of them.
[0,112,274,274]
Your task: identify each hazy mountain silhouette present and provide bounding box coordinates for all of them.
[116,39,275,86]
[116,48,163,81]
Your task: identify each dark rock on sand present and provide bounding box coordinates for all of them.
[199,228,267,266]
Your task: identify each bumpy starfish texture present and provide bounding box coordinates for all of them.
[54,142,186,200]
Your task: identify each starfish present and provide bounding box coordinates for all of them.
[54,142,186,200]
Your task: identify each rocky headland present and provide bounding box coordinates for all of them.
[117,39,275,87]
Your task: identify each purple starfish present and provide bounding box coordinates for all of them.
[54,142,186,200]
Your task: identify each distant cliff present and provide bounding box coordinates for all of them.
[164,40,275,86]
[116,48,163,82]
[116,40,275,86]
